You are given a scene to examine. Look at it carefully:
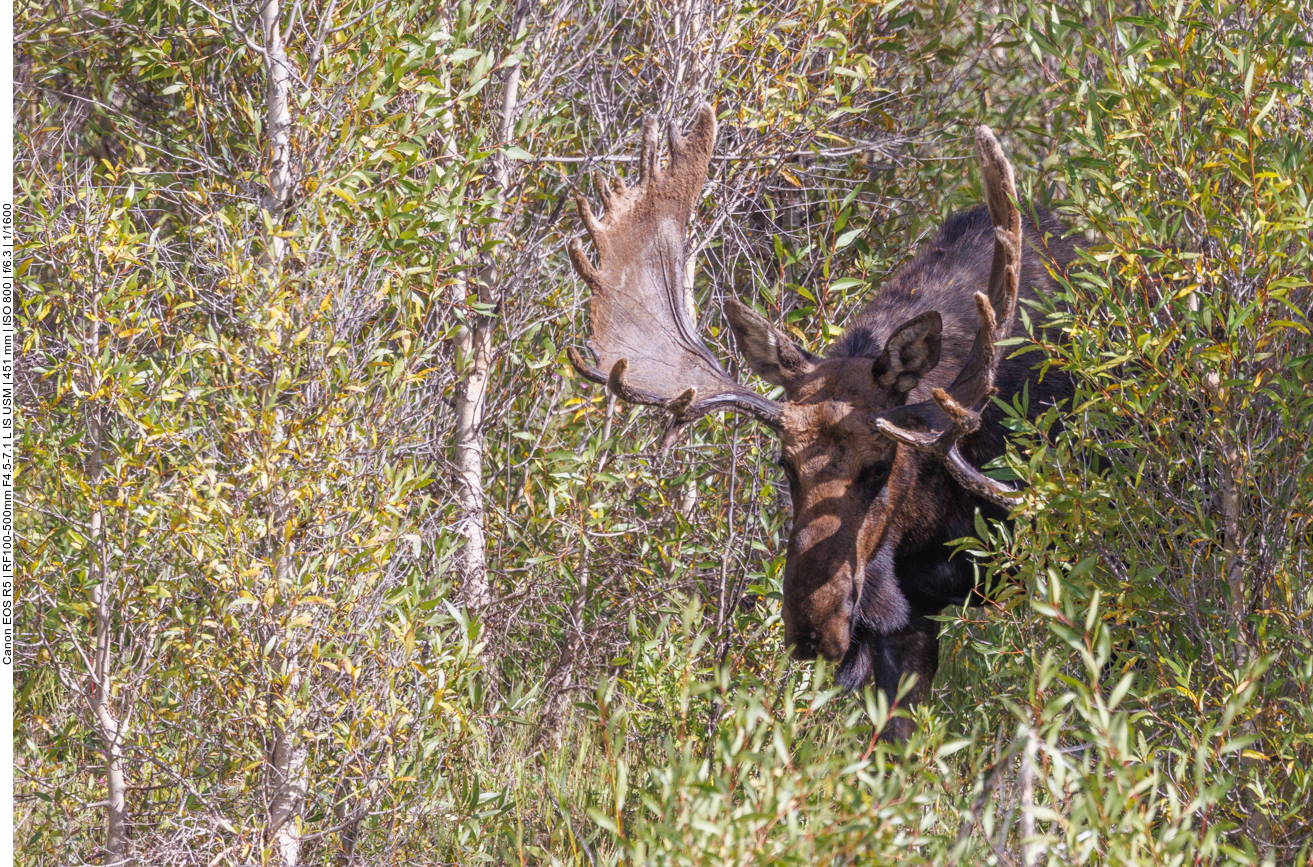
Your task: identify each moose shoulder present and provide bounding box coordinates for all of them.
[566,104,1074,741]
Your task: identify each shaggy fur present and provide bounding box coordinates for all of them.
[829,204,1076,710]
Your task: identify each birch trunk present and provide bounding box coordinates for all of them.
[450,11,524,609]
[452,322,493,608]
[677,257,700,519]
[86,305,132,865]
[257,3,308,863]
[266,663,309,867]
[261,0,294,268]
[265,486,306,867]
[1019,726,1040,867]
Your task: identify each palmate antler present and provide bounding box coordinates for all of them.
[872,126,1025,508]
[566,104,782,449]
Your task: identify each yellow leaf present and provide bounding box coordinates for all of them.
[327,186,357,205]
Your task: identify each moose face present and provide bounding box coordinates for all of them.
[725,302,945,661]
[776,394,905,660]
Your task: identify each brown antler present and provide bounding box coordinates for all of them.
[567,104,783,449]
[873,126,1024,508]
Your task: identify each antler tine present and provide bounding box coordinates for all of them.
[873,398,1018,508]
[872,125,1026,508]
[660,391,784,452]
[567,347,783,454]
[938,126,1022,411]
[667,120,684,167]
[639,115,660,184]
[593,170,613,209]
[566,236,603,292]
[966,290,1000,402]
[571,193,606,255]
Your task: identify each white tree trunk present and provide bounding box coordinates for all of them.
[265,478,307,867]
[86,304,131,863]
[449,14,523,609]
[1019,726,1040,867]
[257,4,308,864]
[266,666,309,867]
[677,257,700,520]
[261,0,294,267]
[452,324,493,608]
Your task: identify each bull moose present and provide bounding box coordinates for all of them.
[565,104,1074,740]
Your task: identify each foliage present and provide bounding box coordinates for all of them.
[12,0,1312,864]
[1006,0,1313,857]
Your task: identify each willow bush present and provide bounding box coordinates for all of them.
[1009,0,1313,857]
[13,0,1312,864]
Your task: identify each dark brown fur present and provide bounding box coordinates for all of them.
[726,203,1075,740]
[820,205,1075,736]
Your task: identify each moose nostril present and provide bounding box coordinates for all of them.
[790,630,823,661]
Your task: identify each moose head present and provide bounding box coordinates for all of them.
[566,104,1071,734]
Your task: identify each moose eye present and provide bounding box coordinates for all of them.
[855,461,891,491]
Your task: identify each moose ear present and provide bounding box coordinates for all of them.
[724,299,815,387]
[874,311,942,394]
